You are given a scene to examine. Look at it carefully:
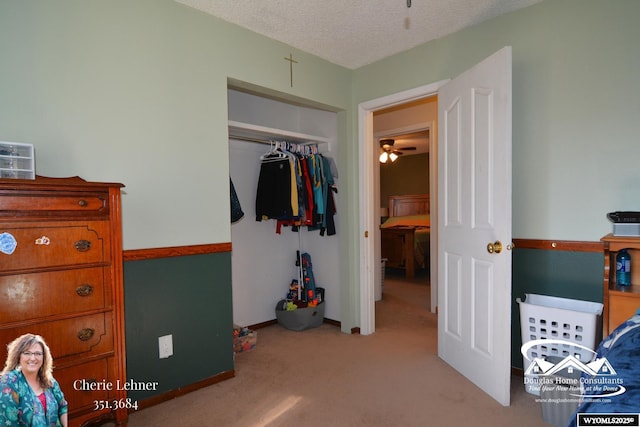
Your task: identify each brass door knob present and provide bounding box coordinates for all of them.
[487,241,503,254]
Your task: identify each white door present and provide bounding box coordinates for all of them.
[437,47,512,406]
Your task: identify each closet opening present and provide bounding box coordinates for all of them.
[227,85,341,333]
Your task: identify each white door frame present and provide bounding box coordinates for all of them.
[358,79,448,335]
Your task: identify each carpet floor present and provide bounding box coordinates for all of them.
[127,269,551,426]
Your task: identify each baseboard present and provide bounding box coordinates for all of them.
[247,319,277,329]
[323,318,341,327]
[134,370,235,412]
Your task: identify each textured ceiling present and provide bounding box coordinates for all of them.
[176,0,542,69]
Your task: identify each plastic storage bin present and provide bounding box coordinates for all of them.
[275,301,325,331]
[0,141,35,179]
[517,293,603,395]
[233,328,257,353]
[540,357,581,427]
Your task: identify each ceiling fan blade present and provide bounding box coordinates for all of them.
[398,146,417,151]
[392,150,404,155]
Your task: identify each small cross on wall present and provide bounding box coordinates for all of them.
[284,53,298,87]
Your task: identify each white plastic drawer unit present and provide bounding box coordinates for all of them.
[0,141,35,179]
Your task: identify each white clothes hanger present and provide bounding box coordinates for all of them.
[260,141,288,163]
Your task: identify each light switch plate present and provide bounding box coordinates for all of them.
[158,334,173,359]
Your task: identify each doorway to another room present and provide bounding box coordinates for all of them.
[360,47,513,406]
[374,97,436,330]
[358,80,445,337]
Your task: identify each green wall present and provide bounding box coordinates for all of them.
[380,154,430,210]
[0,2,358,404]
[2,0,639,397]
[123,252,233,401]
[511,248,604,369]
[0,0,352,250]
[353,0,640,242]
[349,0,639,364]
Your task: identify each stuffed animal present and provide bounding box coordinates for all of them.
[285,301,298,311]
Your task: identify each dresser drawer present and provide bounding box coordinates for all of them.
[0,191,109,217]
[0,267,109,323]
[0,312,114,361]
[0,221,110,271]
[55,357,116,413]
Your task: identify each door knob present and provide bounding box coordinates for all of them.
[487,240,503,254]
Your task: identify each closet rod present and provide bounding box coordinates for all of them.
[229,135,274,145]
[229,134,320,147]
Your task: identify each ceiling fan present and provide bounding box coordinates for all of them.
[379,138,416,163]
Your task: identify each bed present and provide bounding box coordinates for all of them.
[380,194,430,279]
[567,311,640,427]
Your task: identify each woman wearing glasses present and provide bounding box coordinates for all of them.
[0,333,68,426]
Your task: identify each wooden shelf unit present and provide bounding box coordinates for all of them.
[601,233,640,336]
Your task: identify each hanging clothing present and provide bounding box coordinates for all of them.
[321,155,337,236]
[299,156,314,225]
[287,154,299,217]
[308,154,337,236]
[255,157,292,221]
[230,178,244,223]
[254,143,337,236]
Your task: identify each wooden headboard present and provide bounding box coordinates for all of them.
[388,194,429,217]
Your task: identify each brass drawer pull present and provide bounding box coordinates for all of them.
[77,328,95,341]
[76,284,94,297]
[78,199,88,207]
[74,240,91,252]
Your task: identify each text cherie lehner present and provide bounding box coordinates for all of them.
[73,379,158,391]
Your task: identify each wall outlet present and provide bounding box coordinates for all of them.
[158,334,173,359]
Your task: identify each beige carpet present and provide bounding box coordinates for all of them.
[128,269,550,426]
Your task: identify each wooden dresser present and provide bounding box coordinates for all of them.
[0,176,127,426]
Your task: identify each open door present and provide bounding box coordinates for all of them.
[437,47,513,406]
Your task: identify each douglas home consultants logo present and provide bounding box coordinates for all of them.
[521,339,626,399]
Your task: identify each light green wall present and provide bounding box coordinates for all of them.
[0,0,351,249]
[0,0,357,331]
[353,0,640,242]
[2,0,639,337]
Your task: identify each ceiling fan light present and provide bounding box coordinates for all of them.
[380,138,395,148]
[389,152,399,162]
[379,152,389,163]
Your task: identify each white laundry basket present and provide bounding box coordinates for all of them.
[516,293,603,395]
